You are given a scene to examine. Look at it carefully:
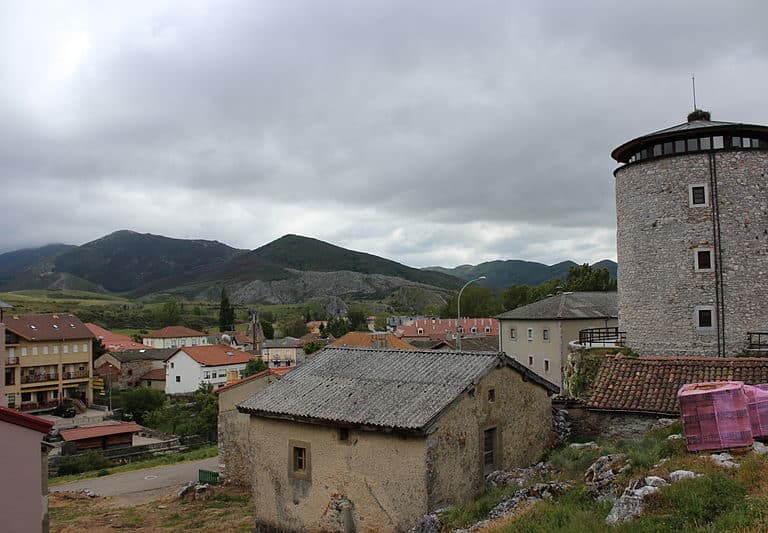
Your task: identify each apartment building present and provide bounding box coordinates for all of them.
[4,313,94,412]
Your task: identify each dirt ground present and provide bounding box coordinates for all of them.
[49,485,253,532]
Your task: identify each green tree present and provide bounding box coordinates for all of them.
[92,337,107,360]
[260,319,274,340]
[155,299,181,325]
[347,308,368,331]
[501,285,533,311]
[303,341,325,355]
[144,385,218,441]
[281,316,309,338]
[243,357,268,377]
[565,264,617,292]
[324,316,351,338]
[218,288,236,332]
[122,387,166,424]
[441,286,503,318]
[373,315,388,331]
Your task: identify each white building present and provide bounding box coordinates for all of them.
[164,344,253,394]
[143,325,209,349]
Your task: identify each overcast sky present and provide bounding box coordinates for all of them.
[2,1,767,267]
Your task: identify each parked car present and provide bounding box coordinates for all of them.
[52,404,76,418]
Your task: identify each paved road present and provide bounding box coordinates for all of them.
[51,456,220,502]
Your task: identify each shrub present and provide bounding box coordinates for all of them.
[57,451,115,476]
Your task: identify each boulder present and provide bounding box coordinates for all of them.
[752,441,768,455]
[669,470,697,482]
[644,476,668,488]
[569,441,599,450]
[710,452,739,468]
[584,454,629,500]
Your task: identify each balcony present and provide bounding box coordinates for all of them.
[21,373,59,384]
[6,356,19,366]
[576,327,626,348]
[746,332,768,356]
[63,370,90,380]
[19,400,60,412]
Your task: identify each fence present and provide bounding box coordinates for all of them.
[199,469,220,485]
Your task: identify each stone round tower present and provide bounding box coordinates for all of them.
[612,110,768,357]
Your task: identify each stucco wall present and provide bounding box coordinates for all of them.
[615,150,768,356]
[1,422,45,533]
[249,417,428,532]
[218,374,279,486]
[425,366,553,509]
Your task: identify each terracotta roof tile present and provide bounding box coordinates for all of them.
[140,368,166,381]
[396,318,499,339]
[59,422,143,441]
[171,344,253,367]
[331,332,416,350]
[145,326,207,338]
[587,356,768,415]
[214,367,291,394]
[86,323,152,352]
[0,406,54,434]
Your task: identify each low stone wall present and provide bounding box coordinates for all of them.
[565,406,675,440]
[48,438,182,476]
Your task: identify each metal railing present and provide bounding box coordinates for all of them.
[21,373,58,384]
[19,400,60,411]
[578,327,626,346]
[63,370,90,380]
[747,332,768,350]
[6,356,18,365]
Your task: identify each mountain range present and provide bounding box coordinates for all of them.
[0,230,616,305]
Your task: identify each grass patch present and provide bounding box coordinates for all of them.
[440,488,506,530]
[49,445,217,485]
[492,487,610,533]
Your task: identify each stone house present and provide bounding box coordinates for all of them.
[572,354,768,439]
[142,325,209,349]
[237,346,558,532]
[497,292,618,389]
[0,405,54,533]
[215,367,291,486]
[93,348,174,390]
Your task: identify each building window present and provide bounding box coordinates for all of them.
[43,346,49,355]
[487,388,495,403]
[484,326,491,333]
[527,328,534,341]
[542,329,550,341]
[695,248,714,272]
[694,305,716,332]
[21,347,27,356]
[689,184,709,207]
[483,427,497,474]
[204,371,210,379]
[470,326,477,333]
[53,346,59,354]
[528,355,534,366]
[293,447,306,471]
[73,344,79,353]
[170,362,174,369]
[63,345,69,354]
[417,328,424,335]
[175,376,181,382]
[21,392,31,402]
[289,440,311,480]
[8,348,14,357]
[338,428,350,441]
[510,328,517,340]
[82,343,88,352]
[544,359,551,372]
[31,347,38,356]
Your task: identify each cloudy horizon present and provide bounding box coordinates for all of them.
[3,1,767,268]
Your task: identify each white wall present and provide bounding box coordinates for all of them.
[165,350,248,394]
[143,336,209,349]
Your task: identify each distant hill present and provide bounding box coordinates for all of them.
[0,243,75,283]
[425,259,617,289]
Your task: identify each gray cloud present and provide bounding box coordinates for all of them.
[2,0,767,267]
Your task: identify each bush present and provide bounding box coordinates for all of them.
[122,387,166,424]
[57,451,115,476]
[97,469,111,477]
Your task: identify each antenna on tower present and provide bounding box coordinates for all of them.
[691,74,697,110]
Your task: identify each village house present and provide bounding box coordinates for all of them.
[497,292,618,389]
[142,325,209,349]
[59,421,143,455]
[93,348,174,390]
[4,313,94,412]
[0,405,54,533]
[261,337,303,368]
[215,367,291,486]
[331,331,415,350]
[85,322,152,352]
[237,346,557,532]
[164,344,253,394]
[139,368,166,390]
[395,317,499,342]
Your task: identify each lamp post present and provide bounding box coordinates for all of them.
[457,276,487,351]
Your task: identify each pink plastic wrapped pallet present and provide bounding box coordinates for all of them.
[678,381,752,452]
[744,384,768,438]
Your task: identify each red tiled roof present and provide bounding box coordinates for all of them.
[214,367,291,394]
[86,323,152,352]
[587,356,768,415]
[331,332,416,350]
[171,344,253,367]
[5,313,94,342]
[0,406,54,434]
[395,318,499,339]
[141,368,166,381]
[145,326,207,338]
[59,422,143,441]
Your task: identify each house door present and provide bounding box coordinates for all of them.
[483,427,496,475]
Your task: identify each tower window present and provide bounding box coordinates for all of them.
[544,359,551,372]
[543,329,550,341]
[528,355,534,366]
[527,328,534,340]
[687,138,698,151]
[695,249,714,272]
[694,305,716,332]
[510,328,517,339]
[675,140,686,153]
[713,136,724,149]
[689,184,709,207]
[700,137,711,150]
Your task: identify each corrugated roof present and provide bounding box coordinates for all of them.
[5,313,94,342]
[263,337,301,348]
[214,367,291,394]
[238,347,557,432]
[144,326,207,338]
[496,292,617,321]
[60,422,143,441]
[110,348,176,362]
[587,356,768,415]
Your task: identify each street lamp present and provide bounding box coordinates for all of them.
[457,276,487,351]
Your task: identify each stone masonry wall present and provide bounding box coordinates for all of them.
[615,150,768,356]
